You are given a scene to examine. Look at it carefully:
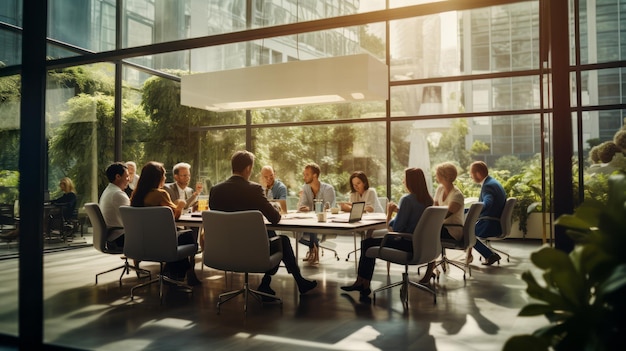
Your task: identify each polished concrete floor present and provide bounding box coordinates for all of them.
[0,234,548,350]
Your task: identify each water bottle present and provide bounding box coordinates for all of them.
[314,199,323,213]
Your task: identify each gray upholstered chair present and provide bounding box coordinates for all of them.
[365,206,448,309]
[202,210,283,314]
[119,206,197,304]
[478,197,517,263]
[429,202,483,280]
[84,203,150,285]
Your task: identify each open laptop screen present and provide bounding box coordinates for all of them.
[347,201,366,222]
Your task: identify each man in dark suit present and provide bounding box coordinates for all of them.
[470,161,507,265]
[209,150,317,298]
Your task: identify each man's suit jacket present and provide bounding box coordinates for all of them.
[209,175,281,225]
[164,182,197,209]
[475,175,507,238]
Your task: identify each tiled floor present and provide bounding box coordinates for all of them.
[0,234,548,350]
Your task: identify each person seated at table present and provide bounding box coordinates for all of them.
[470,161,507,265]
[420,162,465,284]
[209,150,317,298]
[123,161,140,197]
[297,162,336,265]
[130,161,200,285]
[99,162,130,250]
[48,177,78,237]
[339,171,384,214]
[50,177,78,220]
[341,167,433,300]
[164,162,203,278]
[164,162,203,211]
[260,165,288,201]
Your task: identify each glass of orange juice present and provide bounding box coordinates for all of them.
[197,195,209,211]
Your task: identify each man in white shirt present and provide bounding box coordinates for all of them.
[99,162,130,250]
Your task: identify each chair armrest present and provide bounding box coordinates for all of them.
[477,216,500,222]
[106,226,124,236]
[380,231,412,247]
[176,229,193,237]
[268,236,281,243]
[269,235,282,254]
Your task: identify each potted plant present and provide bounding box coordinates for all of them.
[503,173,626,350]
[501,155,545,238]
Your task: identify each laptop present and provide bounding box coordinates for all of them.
[331,201,365,223]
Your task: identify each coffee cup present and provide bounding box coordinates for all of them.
[331,207,339,214]
[316,212,327,222]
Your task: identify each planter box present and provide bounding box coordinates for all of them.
[509,212,554,240]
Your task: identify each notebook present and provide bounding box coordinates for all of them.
[331,201,365,223]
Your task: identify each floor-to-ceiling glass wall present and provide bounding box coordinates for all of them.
[0,0,22,337]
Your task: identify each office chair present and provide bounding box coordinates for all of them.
[423,202,483,281]
[202,210,283,314]
[478,197,517,263]
[120,206,197,304]
[365,206,447,309]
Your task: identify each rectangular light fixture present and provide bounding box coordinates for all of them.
[181,54,388,112]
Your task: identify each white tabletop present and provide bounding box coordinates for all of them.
[177,211,387,271]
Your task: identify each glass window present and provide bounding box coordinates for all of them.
[196,128,247,189]
[0,74,20,313]
[390,76,540,117]
[580,68,624,107]
[0,29,21,68]
[250,122,388,203]
[579,0,626,64]
[581,108,626,203]
[45,64,116,205]
[100,2,116,51]
[0,0,21,68]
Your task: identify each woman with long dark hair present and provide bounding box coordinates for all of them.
[341,168,433,299]
[130,162,199,285]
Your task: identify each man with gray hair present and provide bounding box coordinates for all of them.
[164,162,203,210]
[123,161,140,197]
[164,162,204,285]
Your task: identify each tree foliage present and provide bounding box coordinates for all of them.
[429,118,474,170]
[0,75,21,171]
[140,72,243,181]
[49,93,149,201]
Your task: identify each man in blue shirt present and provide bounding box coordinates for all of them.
[260,165,288,200]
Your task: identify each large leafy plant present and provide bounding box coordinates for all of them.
[504,173,626,351]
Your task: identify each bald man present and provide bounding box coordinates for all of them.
[260,165,288,200]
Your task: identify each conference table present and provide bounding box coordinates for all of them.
[177,211,388,271]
